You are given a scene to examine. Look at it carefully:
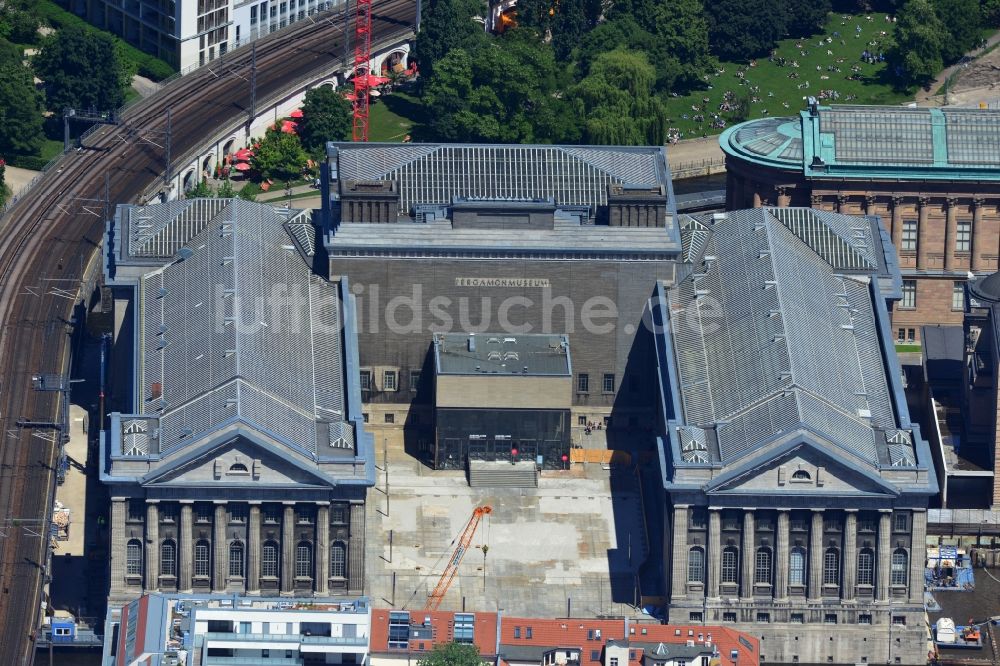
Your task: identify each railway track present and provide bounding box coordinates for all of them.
[0,2,415,661]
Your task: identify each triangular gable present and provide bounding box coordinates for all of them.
[704,432,900,497]
[141,430,337,489]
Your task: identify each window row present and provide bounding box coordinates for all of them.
[687,546,908,587]
[127,501,350,525]
[898,280,969,311]
[127,539,348,579]
[693,509,911,533]
[576,373,622,394]
[899,219,971,253]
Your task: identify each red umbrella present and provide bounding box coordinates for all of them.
[233,162,251,171]
[354,73,390,87]
[281,120,298,134]
[234,148,253,160]
[289,109,304,118]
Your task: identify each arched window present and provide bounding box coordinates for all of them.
[823,548,840,586]
[194,539,210,578]
[721,547,739,584]
[126,539,143,577]
[789,547,806,586]
[262,541,279,578]
[330,541,347,578]
[160,540,176,577]
[229,541,245,578]
[754,547,772,585]
[228,462,249,474]
[857,548,875,586]
[295,542,312,578]
[791,469,811,481]
[687,547,704,583]
[890,549,908,586]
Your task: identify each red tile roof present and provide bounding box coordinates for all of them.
[498,617,625,666]
[630,624,758,666]
[371,609,498,658]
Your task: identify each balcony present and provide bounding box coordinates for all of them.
[202,632,368,646]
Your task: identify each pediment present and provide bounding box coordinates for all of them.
[142,436,333,488]
[705,439,899,497]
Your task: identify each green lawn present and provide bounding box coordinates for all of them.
[895,344,922,353]
[39,138,64,162]
[662,12,912,141]
[368,91,424,142]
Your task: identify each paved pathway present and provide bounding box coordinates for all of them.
[915,29,1000,106]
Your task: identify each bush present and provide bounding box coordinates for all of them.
[5,154,53,170]
[238,182,260,201]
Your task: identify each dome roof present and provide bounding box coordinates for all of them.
[969,271,1000,303]
[719,116,803,169]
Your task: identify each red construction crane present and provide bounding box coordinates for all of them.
[425,505,493,610]
[352,0,373,141]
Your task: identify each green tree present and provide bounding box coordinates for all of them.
[0,160,9,208]
[643,0,715,91]
[298,86,352,155]
[781,0,832,38]
[517,0,602,61]
[0,38,22,67]
[705,0,787,61]
[934,0,981,62]
[0,8,40,45]
[983,0,1000,26]
[415,0,487,80]
[216,179,236,198]
[569,49,669,145]
[187,179,213,198]
[33,24,134,113]
[0,61,45,157]
[418,642,483,666]
[238,182,259,201]
[889,0,946,86]
[250,128,308,184]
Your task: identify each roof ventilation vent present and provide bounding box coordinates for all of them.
[468,334,476,352]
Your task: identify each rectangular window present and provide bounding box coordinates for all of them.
[454,614,475,644]
[195,503,213,523]
[362,413,369,423]
[908,328,916,342]
[953,282,965,310]
[610,658,619,666]
[590,651,600,661]
[526,627,533,639]
[577,373,589,393]
[228,504,246,524]
[893,513,909,532]
[824,614,838,624]
[790,613,804,624]
[602,373,615,393]
[901,220,917,251]
[892,616,906,626]
[901,280,916,309]
[262,504,281,524]
[388,612,410,649]
[897,328,905,342]
[127,499,145,522]
[382,370,397,391]
[723,612,736,622]
[359,370,371,391]
[514,627,521,639]
[689,612,703,622]
[858,518,877,533]
[956,220,971,252]
[410,370,420,391]
[756,613,770,623]
[859,614,872,625]
[384,413,395,424]
[578,415,587,426]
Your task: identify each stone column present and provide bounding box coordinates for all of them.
[316,503,330,595]
[972,198,986,272]
[891,196,904,253]
[740,511,755,599]
[917,196,931,270]
[945,198,959,271]
[842,511,857,601]
[670,505,689,601]
[865,195,878,217]
[179,502,193,592]
[110,498,127,596]
[752,190,762,208]
[707,509,721,599]
[248,503,261,594]
[282,503,295,594]
[145,501,159,591]
[837,194,849,213]
[214,503,227,592]
[348,501,366,594]
[775,510,790,601]
[877,511,892,601]
[808,509,823,601]
[776,186,791,208]
[908,510,928,604]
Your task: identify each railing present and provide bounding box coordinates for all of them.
[202,631,368,645]
[202,657,301,665]
[668,157,726,176]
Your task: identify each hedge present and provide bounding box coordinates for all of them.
[4,154,53,170]
[35,0,176,81]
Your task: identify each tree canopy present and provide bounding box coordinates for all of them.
[889,0,946,86]
[298,85,352,154]
[250,128,308,184]
[0,60,45,157]
[706,0,788,61]
[415,0,487,80]
[418,642,483,666]
[933,0,981,63]
[33,24,134,113]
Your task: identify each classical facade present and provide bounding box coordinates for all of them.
[101,199,373,603]
[720,103,1000,344]
[321,143,681,466]
[653,208,937,664]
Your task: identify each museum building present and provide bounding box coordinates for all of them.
[720,103,1000,345]
[653,207,937,664]
[101,198,373,603]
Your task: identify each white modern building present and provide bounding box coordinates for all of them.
[103,593,371,666]
[61,0,342,71]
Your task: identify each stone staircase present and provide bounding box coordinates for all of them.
[468,460,538,488]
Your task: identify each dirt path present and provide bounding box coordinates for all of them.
[916,29,1000,106]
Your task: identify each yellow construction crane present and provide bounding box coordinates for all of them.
[425,505,493,610]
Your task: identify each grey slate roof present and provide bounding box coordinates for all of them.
[330,143,671,217]
[666,207,914,468]
[109,200,351,459]
[434,333,571,376]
